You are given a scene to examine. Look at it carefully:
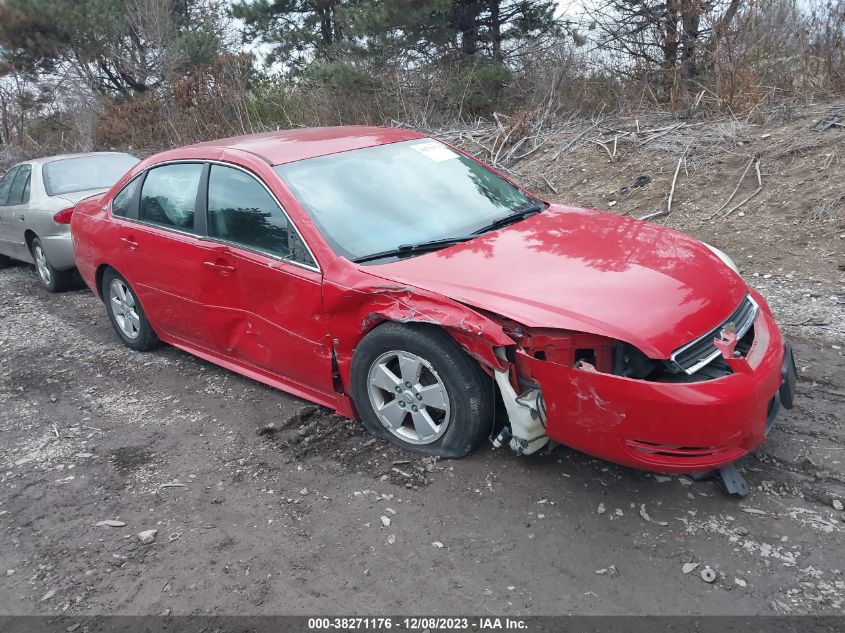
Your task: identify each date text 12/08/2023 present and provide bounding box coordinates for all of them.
[306,617,528,630]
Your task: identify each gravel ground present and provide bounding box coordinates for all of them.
[0,258,843,616]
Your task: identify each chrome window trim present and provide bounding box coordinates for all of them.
[109,158,321,274]
[116,216,201,241]
[670,294,759,375]
[198,234,321,274]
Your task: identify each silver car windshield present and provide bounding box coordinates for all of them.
[275,139,536,262]
[43,154,140,196]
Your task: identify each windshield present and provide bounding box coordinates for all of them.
[275,139,538,262]
[43,154,139,196]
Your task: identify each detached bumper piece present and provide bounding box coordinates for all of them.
[492,370,548,455]
[766,343,797,435]
[780,343,797,409]
[720,343,797,497]
[719,463,750,497]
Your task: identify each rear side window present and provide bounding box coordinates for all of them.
[139,163,203,232]
[0,166,20,206]
[112,176,141,218]
[207,164,315,267]
[7,165,32,205]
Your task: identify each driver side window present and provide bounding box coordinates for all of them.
[207,165,316,268]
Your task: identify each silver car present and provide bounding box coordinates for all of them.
[0,152,139,291]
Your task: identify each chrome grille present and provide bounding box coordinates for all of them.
[670,295,758,375]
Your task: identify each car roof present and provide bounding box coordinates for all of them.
[186,126,426,166]
[27,151,136,166]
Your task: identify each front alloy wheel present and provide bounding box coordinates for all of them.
[351,322,494,458]
[367,350,451,445]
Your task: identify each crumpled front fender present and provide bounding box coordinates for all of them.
[323,258,515,405]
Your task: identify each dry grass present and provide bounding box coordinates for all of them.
[439,99,845,293]
[807,195,845,224]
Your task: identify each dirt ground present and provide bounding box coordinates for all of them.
[1,106,845,616]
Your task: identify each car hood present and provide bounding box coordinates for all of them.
[364,205,748,359]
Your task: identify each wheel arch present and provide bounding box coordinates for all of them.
[95,263,123,299]
[357,315,507,372]
[24,229,38,253]
[348,317,499,457]
[324,272,516,399]
[354,317,510,405]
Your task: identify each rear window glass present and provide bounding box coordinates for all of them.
[43,154,139,196]
[112,175,142,218]
[139,163,203,232]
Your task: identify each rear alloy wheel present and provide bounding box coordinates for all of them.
[102,269,160,351]
[351,322,494,458]
[31,237,73,292]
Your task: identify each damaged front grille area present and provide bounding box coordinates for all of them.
[669,295,758,375]
[498,296,760,386]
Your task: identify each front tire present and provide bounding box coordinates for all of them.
[31,237,73,292]
[102,268,160,351]
[351,322,494,458]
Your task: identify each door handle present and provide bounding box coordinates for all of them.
[203,259,237,275]
[120,236,139,249]
[18,215,24,222]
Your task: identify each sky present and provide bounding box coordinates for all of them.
[559,0,587,14]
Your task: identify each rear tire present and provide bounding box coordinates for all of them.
[101,268,160,351]
[0,255,12,268]
[31,237,73,292]
[351,322,494,458]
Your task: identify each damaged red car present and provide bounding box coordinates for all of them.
[70,127,797,481]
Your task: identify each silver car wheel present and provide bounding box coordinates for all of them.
[33,245,51,285]
[366,350,451,445]
[109,279,141,340]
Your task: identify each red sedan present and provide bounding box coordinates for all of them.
[70,126,796,479]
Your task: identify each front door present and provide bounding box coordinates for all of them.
[202,163,331,393]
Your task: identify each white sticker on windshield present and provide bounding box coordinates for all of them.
[410,141,459,162]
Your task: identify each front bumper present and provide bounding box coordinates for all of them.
[517,300,794,473]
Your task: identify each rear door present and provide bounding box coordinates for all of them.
[111,162,212,346]
[201,163,331,393]
[0,165,32,259]
[0,166,21,257]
